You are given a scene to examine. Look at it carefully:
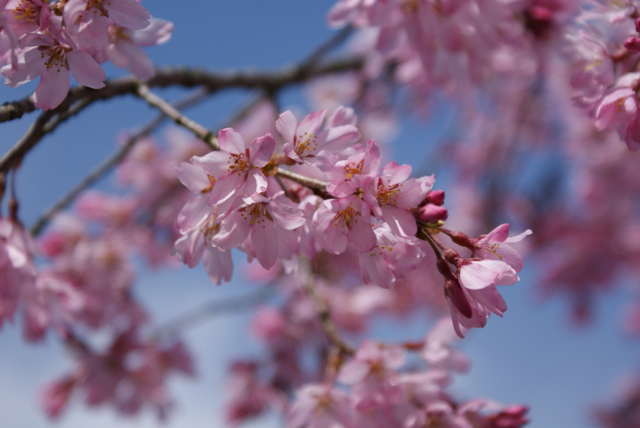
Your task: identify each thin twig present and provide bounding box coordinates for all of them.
[30,88,211,235]
[135,85,330,191]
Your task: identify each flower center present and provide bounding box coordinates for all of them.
[85,0,108,16]
[483,242,504,260]
[377,179,403,206]
[239,204,273,226]
[332,206,359,229]
[201,175,216,194]
[344,159,364,180]
[12,0,39,22]
[41,45,68,72]
[294,132,318,157]
[226,153,251,175]
[402,0,420,14]
[108,25,132,43]
[201,217,219,245]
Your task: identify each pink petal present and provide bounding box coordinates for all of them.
[347,216,376,252]
[217,128,246,154]
[106,0,151,30]
[244,168,268,195]
[203,246,233,285]
[176,162,211,193]
[266,201,305,230]
[381,204,417,237]
[208,173,244,206]
[360,251,395,288]
[33,67,70,110]
[248,133,275,167]
[296,110,326,137]
[251,220,278,269]
[381,161,412,184]
[67,50,105,89]
[193,151,235,178]
[211,210,251,250]
[504,229,533,244]
[276,110,298,144]
[317,124,361,154]
[460,260,510,290]
[77,14,108,50]
[131,18,174,46]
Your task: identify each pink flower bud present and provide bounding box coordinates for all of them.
[625,36,640,52]
[427,190,446,206]
[415,204,449,224]
[444,278,473,319]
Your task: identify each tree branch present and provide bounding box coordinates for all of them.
[135,85,329,191]
[29,88,211,236]
[0,58,362,124]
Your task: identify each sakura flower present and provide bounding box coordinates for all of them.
[358,223,422,289]
[96,19,174,80]
[192,129,275,206]
[594,87,639,132]
[276,109,361,165]
[313,195,376,254]
[421,318,470,373]
[2,32,105,110]
[363,161,434,236]
[326,138,381,197]
[459,260,519,291]
[212,194,305,269]
[172,214,233,286]
[63,0,151,50]
[475,224,532,273]
[287,384,351,428]
[4,0,50,37]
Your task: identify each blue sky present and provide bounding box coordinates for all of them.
[1,1,639,427]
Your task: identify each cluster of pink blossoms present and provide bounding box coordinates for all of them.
[173,106,532,337]
[0,0,173,110]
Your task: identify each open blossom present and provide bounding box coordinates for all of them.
[212,194,305,269]
[63,0,151,50]
[4,0,50,37]
[276,109,361,165]
[96,19,174,80]
[192,129,275,206]
[287,384,351,428]
[421,318,470,373]
[363,161,434,237]
[313,195,376,255]
[2,32,105,110]
[326,138,381,197]
[475,224,532,273]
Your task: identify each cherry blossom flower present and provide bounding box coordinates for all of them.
[276,109,361,165]
[313,195,376,254]
[287,384,351,428]
[192,129,275,206]
[2,32,105,110]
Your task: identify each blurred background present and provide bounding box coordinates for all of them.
[1,1,639,427]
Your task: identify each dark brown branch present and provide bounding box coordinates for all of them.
[0,58,362,124]
[30,88,211,236]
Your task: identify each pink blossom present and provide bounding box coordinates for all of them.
[287,384,351,428]
[2,32,105,110]
[421,318,470,372]
[96,19,174,80]
[212,194,305,269]
[64,0,151,50]
[326,139,381,197]
[276,109,361,165]
[4,0,50,37]
[313,195,376,254]
[363,161,434,236]
[475,224,532,273]
[192,129,275,205]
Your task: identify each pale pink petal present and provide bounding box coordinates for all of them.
[217,128,246,154]
[208,173,244,206]
[251,221,278,269]
[106,0,151,30]
[247,133,275,167]
[176,195,211,232]
[266,201,305,230]
[67,50,105,88]
[296,110,326,137]
[347,216,376,253]
[203,246,233,285]
[381,204,417,237]
[360,251,395,288]
[460,260,511,290]
[193,151,234,178]
[3,47,45,86]
[244,168,268,195]
[33,67,70,110]
[116,42,154,80]
[275,110,298,144]
[176,162,211,194]
[77,14,108,50]
[211,210,251,250]
[317,124,361,154]
[131,18,174,46]
[504,229,533,244]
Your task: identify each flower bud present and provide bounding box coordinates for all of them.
[625,36,640,53]
[414,204,448,224]
[444,278,473,319]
